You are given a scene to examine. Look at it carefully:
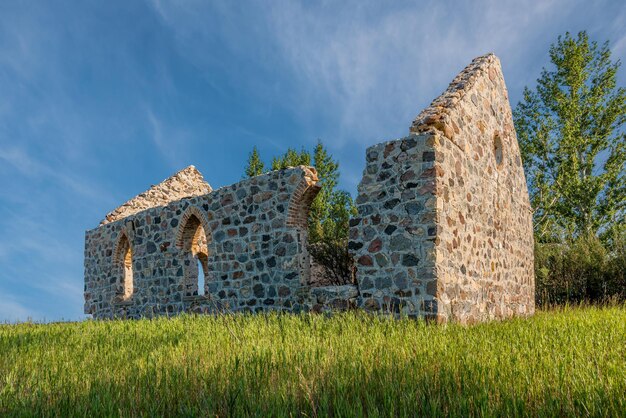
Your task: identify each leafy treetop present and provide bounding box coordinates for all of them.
[514,31,625,243]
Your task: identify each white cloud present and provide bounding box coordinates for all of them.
[0,209,77,263]
[262,0,579,143]
[0,147,43,176]
[0,145,114,205]
[146,0,586,147]
[145,107,195,170]
[612,33,626,59]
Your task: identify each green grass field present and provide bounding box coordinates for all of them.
[1,306,624,417]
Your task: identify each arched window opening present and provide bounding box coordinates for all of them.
[115,233,134,301]
[123,245,133,299]
[197,255,207,296]
[494,133,504,168]
[178,212,212,297]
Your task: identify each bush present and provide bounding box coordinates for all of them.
[535,233,626,306]
[308,239,355,286]
[607,231,626,297]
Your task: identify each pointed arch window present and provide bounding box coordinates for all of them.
[177,210,211,297]
[115,233,134,300]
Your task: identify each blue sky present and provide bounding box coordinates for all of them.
[0,0,624,322]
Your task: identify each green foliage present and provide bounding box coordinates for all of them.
[308,141,358,243]
[609,229,626,292]
[244,146,265,178]
[242,142,356,280]
[270,147,311,170]
[513,31,626,242]
[535,232,626,306]
[308,239,355,285]
[1,308,625,416]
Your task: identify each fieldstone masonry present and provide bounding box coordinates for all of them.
[84,166,322,318]
[85,53,534,323]
[100,165,212,225]
[350,54,534,323]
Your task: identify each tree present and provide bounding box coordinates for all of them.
[244,146,265,178]
[308,141,357,242]
[309,141,338,241]
[514,31,626,242]
[270,148,310,170]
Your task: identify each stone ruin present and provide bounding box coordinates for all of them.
[84,54,534,323]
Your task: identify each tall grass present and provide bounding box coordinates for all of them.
[1,306,624,416]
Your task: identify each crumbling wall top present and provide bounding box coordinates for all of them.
[100,165,212,225]
[410,53,503,139]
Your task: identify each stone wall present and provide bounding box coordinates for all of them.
[348,134,439,317]
[84,166,321,318]
[349,54,534,323]
[412,54,535,323]
[85,53,534,323]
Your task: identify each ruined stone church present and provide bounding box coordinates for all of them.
[84,54,535,323]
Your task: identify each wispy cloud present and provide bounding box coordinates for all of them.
[0,147,43,176]
[0,146,114,205]
[145,107,195,171]
[0,207,77,264]
[0,294,41,323]
[0,0,623,322]
[146,107,169,161]
[146,0,592,148]
[262,0,579,142]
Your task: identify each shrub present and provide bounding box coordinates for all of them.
[308,239,355,286]
[607,230,626,297]
[535,233,626,306]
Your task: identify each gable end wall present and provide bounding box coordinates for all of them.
[428,57,535,323]
[349,54,534,323]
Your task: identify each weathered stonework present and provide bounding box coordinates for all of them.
[348,134,440,317]
[85,166,322,318]
[349,54,534,323]
[101,166,212,226]
[85,53,534,323]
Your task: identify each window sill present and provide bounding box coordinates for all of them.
[183,295,211,302]
[112,298,134,306]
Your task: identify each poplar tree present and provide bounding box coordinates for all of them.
[514,31,626,242]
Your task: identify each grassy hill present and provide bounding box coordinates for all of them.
[1,306,624,417]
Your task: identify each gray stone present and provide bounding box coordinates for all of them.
[311,285,358,305]
[390,235,411,251]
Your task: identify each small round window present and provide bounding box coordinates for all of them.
[493,134,503,168]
